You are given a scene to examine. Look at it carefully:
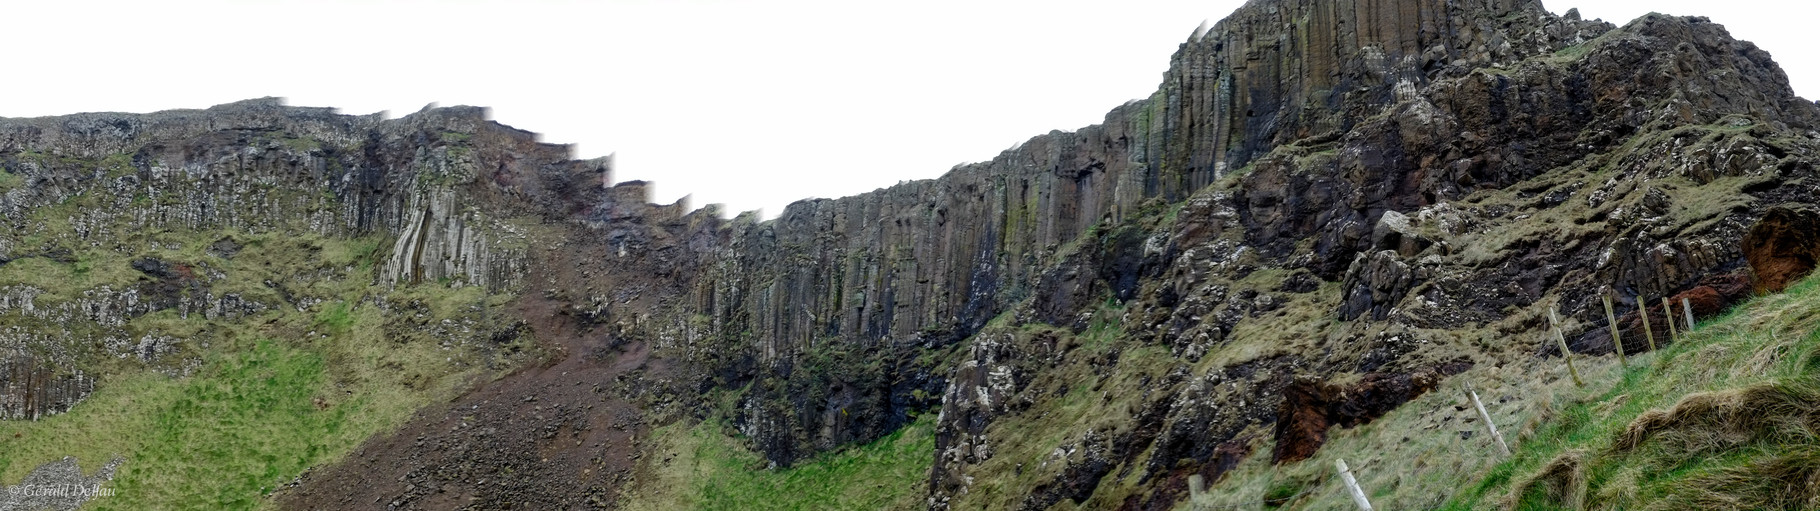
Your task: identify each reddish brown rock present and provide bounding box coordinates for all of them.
[1666,273,1755,322]
[1117,437,1253,511]
[1744,205,1820,293]
[1271,366,1458,464]
[1272,376,1341,464]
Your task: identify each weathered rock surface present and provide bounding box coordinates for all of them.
[1340,250,1416,321]
[0,356,91,420]
[922,1,1820,508]
[0,100,546,292]
[1271,363,1466,464]
[1744,205,1820,293]
[0,99,651,508]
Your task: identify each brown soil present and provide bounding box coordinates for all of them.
[278,231,679,510]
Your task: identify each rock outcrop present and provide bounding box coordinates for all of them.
[921,1,1820,507]
[0,100,545,293]
[0,355,92,420]
[1271,363,1466,464]
[1339,250,1416,321]
[1744,205,1820,293]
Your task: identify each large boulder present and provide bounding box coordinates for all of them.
[1339,250,1416,321]
[1371,210,1434,257]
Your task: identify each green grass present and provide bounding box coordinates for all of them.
[622,414,936,511]
[940,324,1186,510]
[0,129,537,511]
[0,323,479,509]
[1437,274,1820,510]
[107,340,344,508]
[314,301,355,334]
[0,284,492,507]
[0,170,21,194]
[1081,295,1128,350]
[1187,274,1820,511]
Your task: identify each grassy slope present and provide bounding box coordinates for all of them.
[0,138,546,508]
[1190,274,1820,511]
[0,228,518,508]
[620,414,936,511]
[1441,274,1820,510]
[1179,107,1809,509]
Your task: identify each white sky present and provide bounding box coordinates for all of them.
[3,1,1814,218]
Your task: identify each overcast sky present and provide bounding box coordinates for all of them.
[4,1,1814,218]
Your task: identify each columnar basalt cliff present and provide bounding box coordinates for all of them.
[2,0,1818,509]
[0,103,557,418]
[0,356,91,420]
[664,0,1618,469]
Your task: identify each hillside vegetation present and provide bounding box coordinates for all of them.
[0,224,525,509]
[1185,274,1820,510]
[1450,274,1820,510]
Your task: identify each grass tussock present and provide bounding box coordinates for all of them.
[1651,449,1820,511]
[1611,380,1820,456]
[1216,272,1820,511]
[1511,450,1586,511]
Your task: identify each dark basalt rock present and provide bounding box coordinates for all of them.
[1339,250,1417,321]
[0,355,92,420]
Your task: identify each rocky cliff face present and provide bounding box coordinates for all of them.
[0,102,567,426]
[4,0,1818,509]
[908,1,1818,507]
[662,0,1613,469]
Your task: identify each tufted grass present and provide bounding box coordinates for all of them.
[1186,274,1820,511]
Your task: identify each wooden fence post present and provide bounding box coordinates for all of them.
[1602,293,1628,366]
[1663,297,1679,344]
[1335,459,1374,511]
[1465,382,1511,456]
[1683,297,1696,332]
[1550,307,1584,387]
[1637,294,1656,352]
